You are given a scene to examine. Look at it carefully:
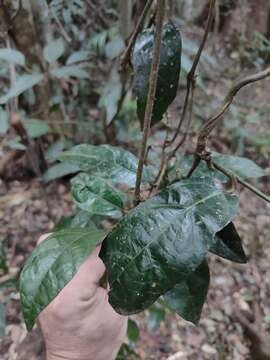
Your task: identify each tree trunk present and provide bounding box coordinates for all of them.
[197,0,270,38]
[9,0,50,120]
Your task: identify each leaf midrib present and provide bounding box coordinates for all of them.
[110,190,222,287]
[22,231,102,320]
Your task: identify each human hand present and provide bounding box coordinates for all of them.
[37,234,127,360]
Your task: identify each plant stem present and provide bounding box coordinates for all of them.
[134,0,165,205]
[170,84,195,157]
[168,0,216,147]
[153,0,215,188]
[120,0,154,70]
[197,66,270,152]
[213,161,270,203]
[187,66,270,178]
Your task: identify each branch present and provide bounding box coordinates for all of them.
[134,0,165,205]
[153,0,215,188]
[197,66,270,153]
[170,84,195,157]
[168,0,216,146]
[51,7,72,43]
[187,66,270,178]
[213,161,270,203]
[120,0,154,70]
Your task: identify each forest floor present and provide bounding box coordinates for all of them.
[0,168,269,360]
[0,29,270,360]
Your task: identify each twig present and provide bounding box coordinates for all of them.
[198,66,270,151]
[168,0,216,146]
[0,272,18,285]
[134,0,165,205]
[120,0,154,70]
[187,66,270,178]
[153,0,215,188]
[170,84,195,157]
[168,0,173,19]
[213,161,270,203]
[50,7,72,43]
[106,72,129,131]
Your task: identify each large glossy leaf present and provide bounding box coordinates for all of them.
[163,259,209,325]
[20,228,105,330]
[101,177,238,315]
[0,74,44,104]
[210,222,247,263]
[132,22,181,128]
[71,173,125,218]
[59,144,153,187]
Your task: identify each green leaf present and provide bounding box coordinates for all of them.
[98,68,122,125]
[66,50,92,65]
[132,22,181,128]
[45,139,67,162]
[54,211,98,231]
[43,38,65,63]
[212,153,265,179]
[0,242,7,273]
[163,259,209,325]
[179,153,265,181]
[59,144,153,187]
[181,53,192,74]
[0,303,5,338]
[116,344,140,360]
[210,222,247,263]
[71,173,125,218]
[127,319,140,345]
[148,306,165,331]
[43,162,80,182]
[0,107,8,134]
[101,177,238,315]
[50,65,89,79]
[0,74,44,104]
[105,36,125,60]
[7,137,26,151]
[24,119,50,138]
[20,228,106,330]
[0,48,25,66]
